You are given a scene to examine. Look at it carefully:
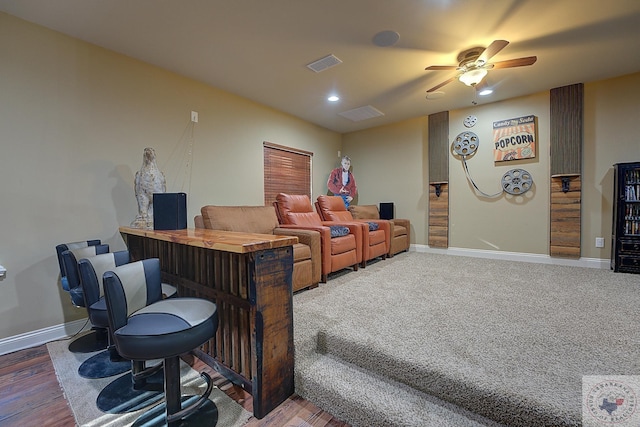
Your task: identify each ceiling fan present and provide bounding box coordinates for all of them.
[425,40,537,93]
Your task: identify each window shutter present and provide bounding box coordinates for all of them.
[263,142,312,205]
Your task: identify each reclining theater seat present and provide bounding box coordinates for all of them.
[316,195,390,267]
[196,205,321,292]
[274,193,361,283]
[349,204,410,257]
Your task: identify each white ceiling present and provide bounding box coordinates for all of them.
[2,0,640,133]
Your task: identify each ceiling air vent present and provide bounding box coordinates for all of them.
[338,105,385,122]
[306,54,342,73]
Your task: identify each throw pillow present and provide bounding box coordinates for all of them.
[329,225,350,238]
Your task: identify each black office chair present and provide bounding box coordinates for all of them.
[103,258,219,426]
[78,250,177,412]
[55,240,109,353]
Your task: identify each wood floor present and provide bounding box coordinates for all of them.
[0,344,349,427]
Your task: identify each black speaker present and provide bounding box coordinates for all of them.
[379,202,394,220]
[153,192,187,230]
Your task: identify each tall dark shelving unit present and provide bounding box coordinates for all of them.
[611,161,640,273]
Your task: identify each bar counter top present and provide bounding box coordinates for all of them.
[119,226,298,254]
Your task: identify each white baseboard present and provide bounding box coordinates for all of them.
[410,244,610,269]
[0,318,91,356]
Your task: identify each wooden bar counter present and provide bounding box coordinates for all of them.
[119,226,296,419]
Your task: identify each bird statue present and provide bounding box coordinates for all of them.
[130,147,166,229]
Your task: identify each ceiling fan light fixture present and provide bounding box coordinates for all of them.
[458,68,488,86]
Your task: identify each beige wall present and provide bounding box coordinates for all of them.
[448,93,550,254]
[344,74,640,259]
[583,73,640,259]
[0,13,340,340]
[341,117,428,244]
[2,11,639,343]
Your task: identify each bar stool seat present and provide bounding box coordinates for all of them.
[103,258,219,426]
[77,251,178,411]
[55,240,109,353]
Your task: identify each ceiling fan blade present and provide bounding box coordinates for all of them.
[425,65,458,71]
[427,76,457,93]
[491,56,537,69]
[478,40,509,63]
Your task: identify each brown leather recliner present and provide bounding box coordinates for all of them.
[349,204,410,257]
[316,195,390,267]
[195,205,321,292]
[274,193,361,283]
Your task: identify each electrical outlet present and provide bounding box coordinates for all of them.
[595,237,605,248]
[191,111,198,123]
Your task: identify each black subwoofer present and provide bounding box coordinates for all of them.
[379,202,394,220]
[153,192,187,230]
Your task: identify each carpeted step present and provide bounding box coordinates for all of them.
[317,330,579,427]
[293,253,638,427]
[295,352,502,427]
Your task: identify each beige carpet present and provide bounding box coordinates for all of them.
[47,337,252,427]
[293,252,640,426]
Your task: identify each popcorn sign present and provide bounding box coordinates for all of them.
[493,115,537,162]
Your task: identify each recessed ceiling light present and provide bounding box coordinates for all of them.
[478,88,493,96]
[327,95,340,102]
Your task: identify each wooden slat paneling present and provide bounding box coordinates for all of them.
[428,111,449,183]
[428,183,449,248]
[120,228,295,419]
[549,83,583,258]
[428,111,449,248]
[550,84,583,176]
[550,175,581,258]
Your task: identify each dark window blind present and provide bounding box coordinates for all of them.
[263,142,312,205]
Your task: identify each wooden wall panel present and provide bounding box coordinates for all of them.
[550,84,583,175]
[428,183,449,248]
[428,111,449,247]
[550,176,581,258]
[549,83,583,258]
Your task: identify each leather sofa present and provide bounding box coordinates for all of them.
[348,204,410,257]
[195,205,321,292]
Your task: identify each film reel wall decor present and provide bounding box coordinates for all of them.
[501,169,533,195]
[452,131,479,156]
[451,130,534,198]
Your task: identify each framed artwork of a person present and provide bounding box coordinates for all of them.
[327,156,357,207]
